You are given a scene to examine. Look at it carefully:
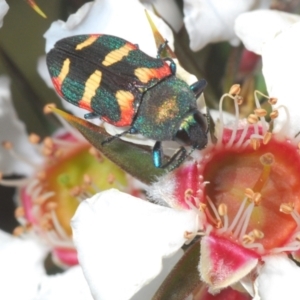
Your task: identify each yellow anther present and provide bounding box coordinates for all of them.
[13,226,25,236]
[245,188,255,199]
[218,203,228,216]
[270,110,279,119]
[251,229,264,239]
[229,84,241,95]
[280,203,294,214]
[250,138,260,150]
[263,132,272,145]
[254,108,267,117]
[2,141,13,150]
[29,133,41,144]
[236,95,243,105]
[14,207,25,218]
[242,234,255,244]
[44,103,56,114]
[253,193,262,205]
[268,97,278,105]
[247,114,258,124]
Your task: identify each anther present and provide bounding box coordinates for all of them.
[83,174,92,185]
[236,95,243,105]
[245,188,255,199]
[89,147,103,161]
[229,84,241,95]
[254,108,267,117]
[44,103,56,114]
[247,114,258,124]
[251,229,264,239]
[13,226,25,236]
[29,133,41,144]
[268,97,278,105]
[263,132,272,145]
[242,234,255,244]
[270,110,279,119]
[253,193,262,205]
[218,203,228,216]
[14,207,25,218]
[280,203,294,214]
[45,201,58,211]
[250,138,260,150]
[2,141,13,149]
[44,137,54,149]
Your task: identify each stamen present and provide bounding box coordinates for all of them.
[229,84,241,95]
[2,141,38,168]
[254,108,267,117]
[263,132,272,145]
[247,114,259,124]
[268,97,278,105]
[218,93,240,146]
[218,203,229,232]
[250,138,260,150]
[13,226,25,236]
[253,90,269,132]
[270,110,279,119]
[29,133,41,144]
[227,196,248,233]
[280,203,300,226]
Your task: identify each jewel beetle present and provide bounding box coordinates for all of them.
[46,34,208,169]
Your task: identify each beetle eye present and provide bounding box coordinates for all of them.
[175,128,191,145]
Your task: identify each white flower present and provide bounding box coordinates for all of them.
[71,189,198,300]
[183,0,271,51]
[0,230,93,300]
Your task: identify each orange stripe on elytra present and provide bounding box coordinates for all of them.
[112,90,135,126]
[102,42,136,67]
[78,70,102,110]
[75,34,100,50]
[134,64,171,83]
[51,58,71,96]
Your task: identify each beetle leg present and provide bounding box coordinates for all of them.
[102,127,138,145]
[84,112,100,119]
[190,79,207,98]
[153,142,191,169]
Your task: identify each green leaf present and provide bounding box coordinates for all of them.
[51,107,166,184]
[153,240,201,300]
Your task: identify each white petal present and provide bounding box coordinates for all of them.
[71,189,198,300]
[36,266,93,300]
[235,10,300,54]
[0,76,43,176]
[256,255,300,300]
[0,230,48,300]
[261,21,300,138]
[131,249,183,300]
[0,0,9,28]
[44,0,173,56]
[183,0,270,51]
[143,0,183,32]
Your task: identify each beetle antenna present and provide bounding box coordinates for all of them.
[102,129,132,145]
